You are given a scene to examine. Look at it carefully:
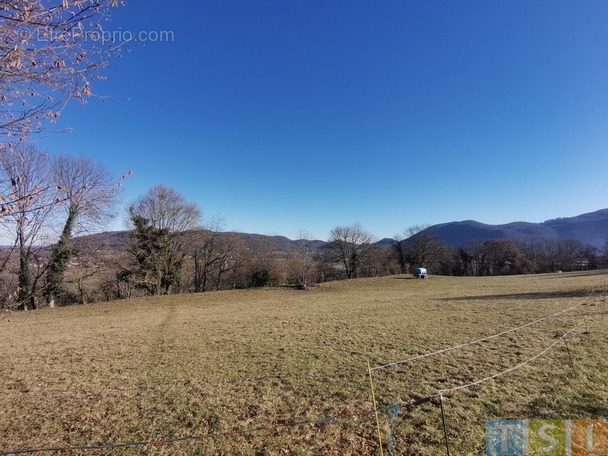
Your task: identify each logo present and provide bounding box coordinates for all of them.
[486,420,608,455]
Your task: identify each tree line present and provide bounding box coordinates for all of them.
[391,227,607,277]
[2,162,607,311]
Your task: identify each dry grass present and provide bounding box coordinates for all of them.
[1,271,608,455]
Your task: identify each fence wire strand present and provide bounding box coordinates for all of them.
[437,319,583,396]
[370,291,594,372]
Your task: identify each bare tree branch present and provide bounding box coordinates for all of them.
[0,0,125,144]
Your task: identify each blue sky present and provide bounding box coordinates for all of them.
[38,0,608,240]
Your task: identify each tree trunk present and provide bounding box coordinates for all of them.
[17,227,33,310]
[45,204,77,306]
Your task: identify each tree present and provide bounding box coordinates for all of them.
[64,234,116,305]
[481,239,522,275]
[191,220,224,293]
[392,225,445,274]
[126,214,172,295]
[518,239,546,273]
[290,230,318,290]
[328,223,376,279]
[44,154,125,306]
[0,145,54,309]
[361,244,399,278]
[0,0,125,143]
[600,242,608,270]
[248,256,275,288]
[190,219,246,292]
[457,246,475,276]
[129,185,201,234]
[557,239,586,271]
[0,147,127,308]
[127,185,201,295]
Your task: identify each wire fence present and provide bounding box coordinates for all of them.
[0,290,602,455]
[369,291,593,372]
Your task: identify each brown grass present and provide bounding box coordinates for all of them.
[1,271,608,455]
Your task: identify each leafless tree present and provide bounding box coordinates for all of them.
[289,230,318,289]
[127,185,201,295]
[44,154,126,306]
[517,239,546,273]
[328,223,376,279]
[481,239,522,275]
[392,225,454,275]
[555,239,587,272]
[129,184,200,234]
[362,245,400,278]
[214,234,249,290]
[245,247,280,288]
[190,219,246,293]
[63,234,117,305]
[191,220,223,293]
[0,145,55,309]
[0,0,125,143]
[0,147,128,308]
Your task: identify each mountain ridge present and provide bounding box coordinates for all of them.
[423,208,608,248]
[51,208,608,252]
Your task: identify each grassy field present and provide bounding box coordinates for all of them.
[1,272,608,455]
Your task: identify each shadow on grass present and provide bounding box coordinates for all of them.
[443,289,592,301]
[525,389,608,418]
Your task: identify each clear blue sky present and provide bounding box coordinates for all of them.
[38,0,608,241]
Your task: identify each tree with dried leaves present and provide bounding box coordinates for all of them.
[328,223,376,279]
[0,0,125,143]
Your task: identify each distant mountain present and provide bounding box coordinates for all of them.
[58,209,608,253]
[423,209,608,249]
[227,232,328,255]
[72,230,330,256]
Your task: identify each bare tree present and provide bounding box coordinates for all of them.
[328,223,376,279]
[481,239,522,275]
[517,239,546,273]
[392,225,453,275]
[129,184,200,234]
[290,230,318,289]
[0,0,125,143]
[127,185,201,295]
[44,155,126,307]
[212,233,246,291]
[362,245,400,278]
[62,234,119,305]
[191,220,223,293]
[0,145,55,309]
[190,219,246,293]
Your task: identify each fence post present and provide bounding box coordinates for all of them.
[367,361,384,456]
[438,392,451,456]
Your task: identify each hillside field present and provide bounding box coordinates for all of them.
[1,272,608,455]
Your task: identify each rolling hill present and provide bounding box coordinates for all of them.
[422,208,608,248]
[65,208,608,253]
